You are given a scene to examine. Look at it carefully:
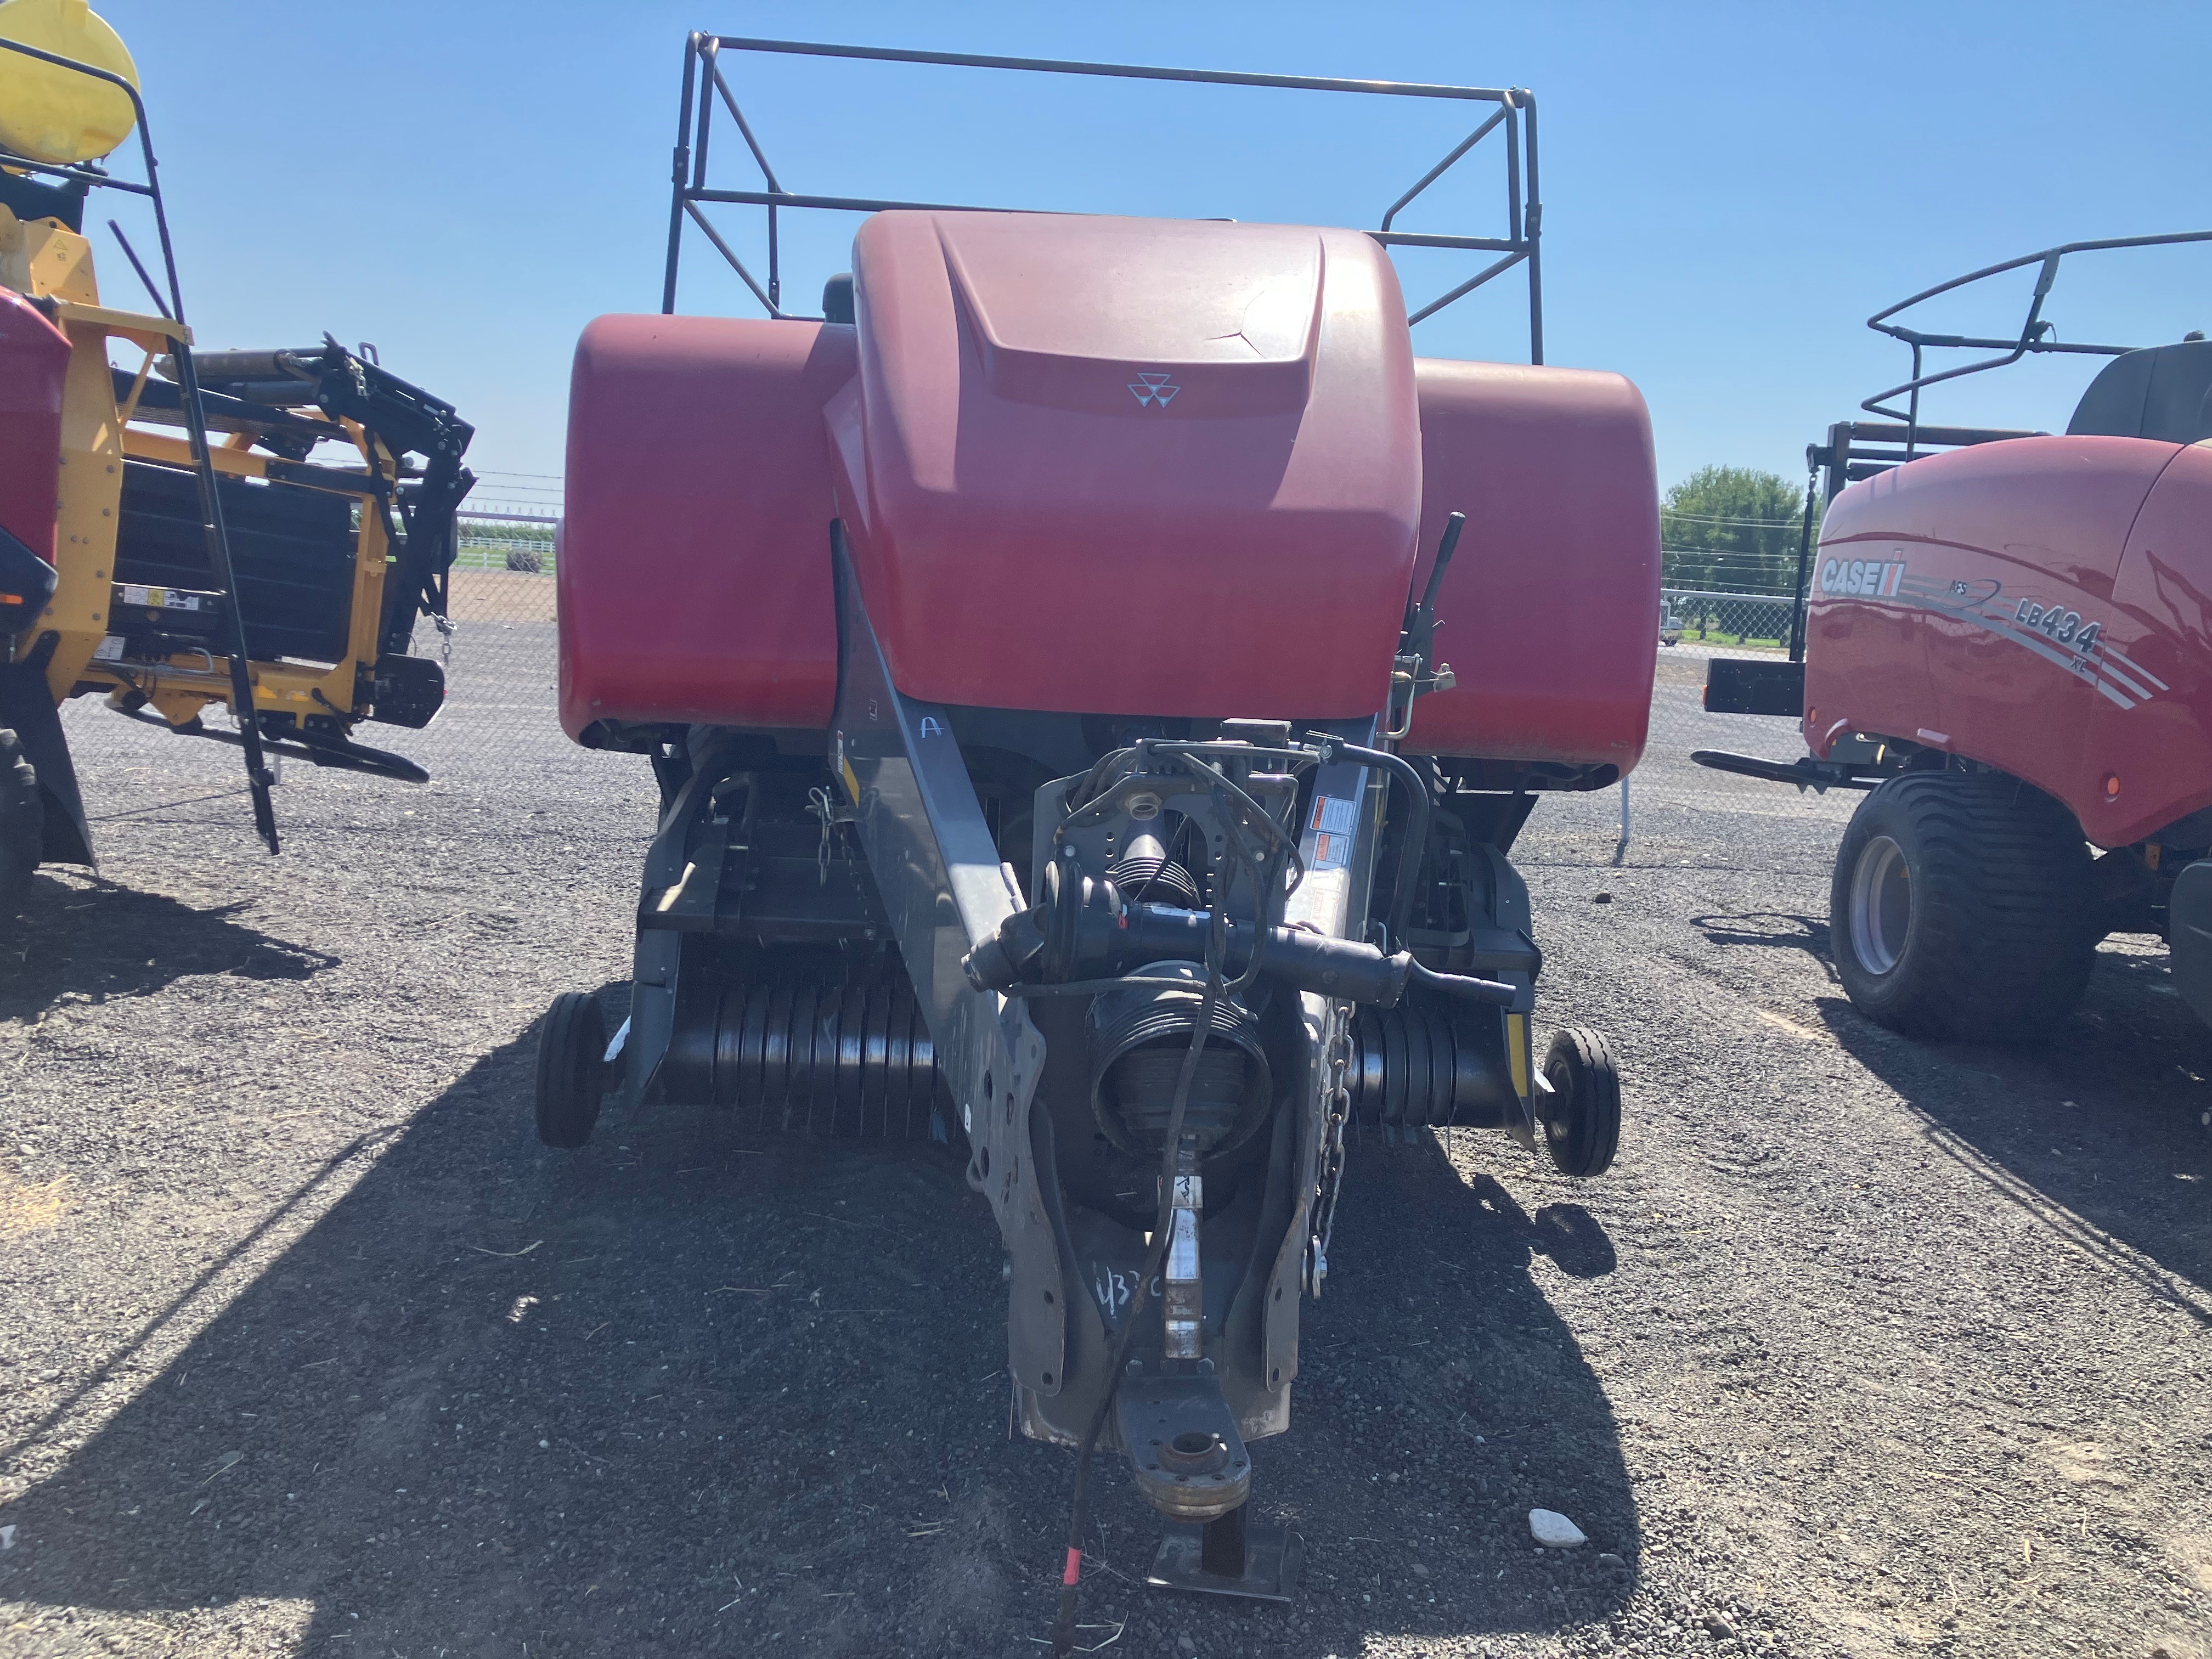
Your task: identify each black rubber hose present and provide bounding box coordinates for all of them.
[1067,745,1138,815]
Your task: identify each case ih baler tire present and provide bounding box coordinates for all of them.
[0,728,42,922]
[534,991,609,1149]
[1830,772,2096,1041]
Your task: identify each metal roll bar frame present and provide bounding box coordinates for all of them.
[1860,228,2212,450]
[658,32,1545,360]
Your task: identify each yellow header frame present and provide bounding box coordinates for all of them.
[3,206,398,733]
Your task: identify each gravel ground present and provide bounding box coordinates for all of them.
[2,620,2207,1658]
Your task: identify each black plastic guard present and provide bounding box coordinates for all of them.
[367,653,445,729]
[1704,656,1806,717]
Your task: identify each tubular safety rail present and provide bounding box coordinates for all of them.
[1862,229,2212,445]
[659,32,1547,360]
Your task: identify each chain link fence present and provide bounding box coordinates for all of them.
[453,471,562,574]
[1661,587,1799,651]
[54,486,1850,877]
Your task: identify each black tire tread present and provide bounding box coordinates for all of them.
[1830,770,2095,1041]
[535,990,607,1149]
[1541,1025,1621,1178]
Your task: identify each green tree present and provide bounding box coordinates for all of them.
[1660,466,1812,600]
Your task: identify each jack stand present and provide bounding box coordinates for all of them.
[1144,1503,1303,1605]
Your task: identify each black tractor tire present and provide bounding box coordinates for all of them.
[534,991,608,1149]
[1539,1026,1621,1178]
[0,727,43,923]
[1829,770,2096,1041]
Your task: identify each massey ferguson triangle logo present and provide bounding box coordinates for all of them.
[1128,373,1180,408]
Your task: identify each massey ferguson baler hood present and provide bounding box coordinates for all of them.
[830,210,1424,720]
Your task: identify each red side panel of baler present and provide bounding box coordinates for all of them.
[2103,442,2212,844]
[1402,360,1660,768]
[838,211,1422,720]
[0,287,69,562]
[559,314,857,739]
[1806,436,2192,844]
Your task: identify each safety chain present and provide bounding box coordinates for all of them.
[1305,1001,1355,1297]
[805,784,858,885]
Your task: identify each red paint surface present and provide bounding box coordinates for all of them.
[834,212,1422,719]
[1402,360,1660,767]
[0,287,69,562]
[2105,442,2212,842]
[558,314,855,738]
[560,215,1661,762]
[1807,436,2212,845]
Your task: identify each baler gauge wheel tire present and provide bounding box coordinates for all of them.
[1829,771,2096,1041]
[1539,1026,1621,1178]
[0,729,43,927]
[535,991,609,1149]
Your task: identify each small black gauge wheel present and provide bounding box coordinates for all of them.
[1539,1026,1621,1178]
[535,991,608,1149]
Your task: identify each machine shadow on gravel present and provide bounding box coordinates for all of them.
[0,1018,1636,1657]
[1276,1132,1640,1646]
[1815,973,2212,1318]
[1,874,337,1018]
[1686,909,1835,970]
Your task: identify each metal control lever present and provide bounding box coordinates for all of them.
[1385,511,1465,736]
[1400,509,1464,674]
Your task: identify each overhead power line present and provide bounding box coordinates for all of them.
[1659,509,1808,528]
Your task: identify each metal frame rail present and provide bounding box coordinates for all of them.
[660,32,1545,359]
[1860,229,2212,451]
[0,36,281,851]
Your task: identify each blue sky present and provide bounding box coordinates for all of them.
[80,1,2212,496]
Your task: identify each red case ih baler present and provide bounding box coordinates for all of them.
[1700,232,2212,1040]
[543,35,1657,1612]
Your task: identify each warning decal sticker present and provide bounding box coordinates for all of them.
[1283,770,1368,936]
[1308,794,1357,873]
[119,584,201,612]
